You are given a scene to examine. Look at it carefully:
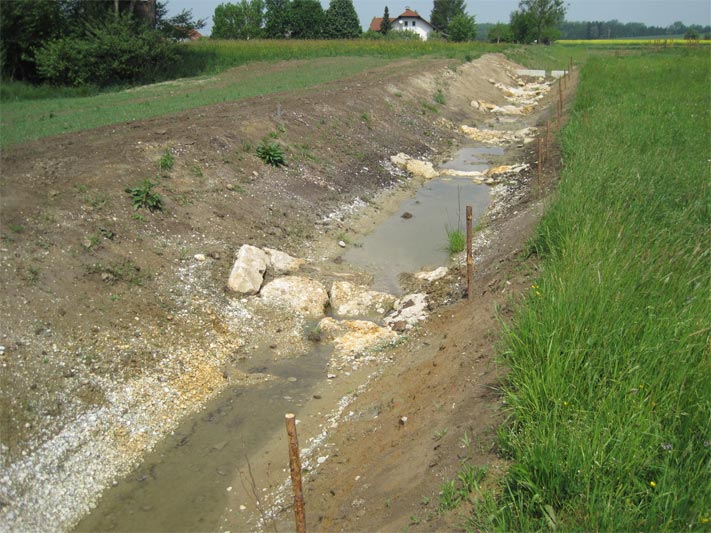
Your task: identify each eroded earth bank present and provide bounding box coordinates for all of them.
[0,54,575,531]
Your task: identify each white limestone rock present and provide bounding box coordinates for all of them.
[414,267,448,282]
[262,247,304,275]
[227,245,268,295]
[260,276,329,317]
[329,281,396,318]
[384,293,429,331]
[318,317,399,357]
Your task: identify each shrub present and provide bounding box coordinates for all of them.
[446,227,465,253]
[256,141,287,167]
[34,14,181,87]
[125,179,163,212]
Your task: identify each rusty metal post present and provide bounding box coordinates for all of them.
[545,120,551,163]
[537,137,543,195]
[466,206,473,301]
[285,414,306,533]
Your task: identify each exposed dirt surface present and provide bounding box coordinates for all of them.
[0,54,576,530]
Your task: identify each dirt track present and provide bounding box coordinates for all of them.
[0,54,575,530]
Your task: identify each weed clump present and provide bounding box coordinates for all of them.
[446,227,465,254]
[256,141,287,167]
[125,179,163,212]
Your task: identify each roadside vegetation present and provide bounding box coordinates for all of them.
[471,48,710,530]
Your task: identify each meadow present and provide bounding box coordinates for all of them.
[0,39,500,147]
[474,47,711,530]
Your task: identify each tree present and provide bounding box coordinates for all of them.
[324,0,360,38]
[488,22,512,43]
[289,0,324,38]
[155,2,206,40]
[0,0,64,80]
[684,28,699,40]
[448,13,476,42]
[430,0,466,34]
[212,0,264,39]
[511,0,565,44]
[264,0,291,37]
[379,6,392,34]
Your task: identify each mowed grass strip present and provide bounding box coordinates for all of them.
[480,48,710,530]
[0,56,389,147]
[0,39,501,148]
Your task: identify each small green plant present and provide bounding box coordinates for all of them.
[256,141,287,167]
[9,223,24,233]
[190,165,203,177]
[276,123,286,134]
[25,266,40,284]
[241,140,253,152]
[158,149,174,171]
[421,101,438,114]
[446,227,465,254]
[125,179,163,212]
[434,89,445,105]
[132,213,146,222]
[433,427,449,441]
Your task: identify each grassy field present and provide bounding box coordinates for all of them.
[474,47,710,530]
[0,39,501,148]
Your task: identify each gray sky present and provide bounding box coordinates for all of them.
[168,0,711,35]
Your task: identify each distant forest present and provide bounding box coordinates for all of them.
[478,19,711,41]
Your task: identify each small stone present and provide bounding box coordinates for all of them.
[327,373,337,379]
[239,505,247,511]
[287,377,297,383]
[226,184,235,191]
[338,240,346,248]
[194,254,207,261]
[399,416,408,426]
[226,486,233,492]
[317,456,328,465]
[313,394,322,399]
[401,212,413,219]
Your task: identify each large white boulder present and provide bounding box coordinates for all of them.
[263,247,304,275]
[260,276,329,317]
[414,267,448,282]
[329,281,396,318]
[227,245,268,295]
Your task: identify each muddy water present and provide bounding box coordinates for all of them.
[74,144,501,532]
[74,344,333,533]
[345,146,501,294]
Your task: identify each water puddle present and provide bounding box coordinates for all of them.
[345,145,499,294]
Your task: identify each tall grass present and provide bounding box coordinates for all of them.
[479,48,711,530]
[170,38,500,77]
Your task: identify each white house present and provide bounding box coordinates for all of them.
[369,8,435,41]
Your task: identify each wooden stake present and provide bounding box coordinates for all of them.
[285,414,306,533]
[537,137,543,195]
[545,120,551,163]
[466,206,473,301]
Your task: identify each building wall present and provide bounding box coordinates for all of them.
[393,17,433,40]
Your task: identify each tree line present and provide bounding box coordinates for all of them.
[480,15,711,43]
[0,0,204,85]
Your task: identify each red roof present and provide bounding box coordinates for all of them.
[369,16,395,32]
[399,8,421,18]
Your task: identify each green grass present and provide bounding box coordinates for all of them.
[446,227,466,254]
[0,39,501,148]
[475,48,711,531]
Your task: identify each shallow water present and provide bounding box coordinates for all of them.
[74,345,331,532]
[344,145,498,294]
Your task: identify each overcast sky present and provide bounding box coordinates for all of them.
[168,0,711,35]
